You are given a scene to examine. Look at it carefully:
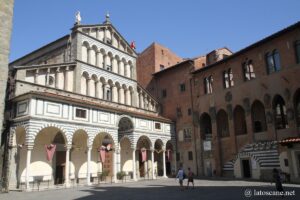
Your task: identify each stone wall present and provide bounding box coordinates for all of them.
[0,0,15,190]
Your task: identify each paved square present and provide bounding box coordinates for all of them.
[1,178,300,200]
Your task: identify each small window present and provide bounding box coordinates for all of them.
[188,108,192,116]
[295,40,300,64]
[180,83,186,92]
[188,151,193,160]
[162,89,167,98]
[160,64,165,71]
[176,153,180,161]
[243,60,256,81]
[223,68,234,88]
[155,122,161,130]
[266,50,281,74]
[204,76,213,94]
[176,107,182,118]
[76,108,87,118]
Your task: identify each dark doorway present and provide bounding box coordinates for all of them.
[166,161,171,176]
[139,161,145,177]
[55,151,66,184]
[242,159,251,178]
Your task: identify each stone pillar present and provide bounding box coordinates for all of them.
[55,68,60,89]
[65,146,71,187]
[119,61,124,76]
[104,27,107,43]
[87,78,92,96]
[97,52,103,68]
[135,91,139,108]
[132,148,137,181]
[126,64,131,78]
[162,149,167,178]
[34,69,39,84]
[151,149,155,179]
[125,89,131,105]
[96,81,103,99]
[112,85,118,103]
[64,66,69,91]
[112,57,118,73]
[139,93,144,109]
[0,0,14,155]
[87,48,92,64]
[119,88,124,104]
[87,146,91,185]
[95,28,99,40]
[25,146,33,190]
[113,150,117,183]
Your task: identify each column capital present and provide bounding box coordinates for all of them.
[26,144,34,150]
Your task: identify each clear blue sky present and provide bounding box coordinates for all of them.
[10,0,300,62]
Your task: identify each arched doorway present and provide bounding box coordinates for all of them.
[136,136,151,178]
[118,116,134,178]
[32,127,67,186]
[165,141,174,176]
[200,113,212,140]
[92,133,115,182]
[70,129,88,184]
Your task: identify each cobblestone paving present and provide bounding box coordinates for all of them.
[1,178,300,200]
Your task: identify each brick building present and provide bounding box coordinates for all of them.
[137,22,300,183]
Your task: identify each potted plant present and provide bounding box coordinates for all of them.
[117,171,126,180]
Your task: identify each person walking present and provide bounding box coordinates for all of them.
[176,167,185,191]
[273,168,284,193]
[186,167,194,189]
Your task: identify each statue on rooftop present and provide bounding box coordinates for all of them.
[75,11,81,25]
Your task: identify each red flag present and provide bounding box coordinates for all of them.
[130,41,136,49]
[98,146,106,163]
[45,144,56,162]
[167,149,172,161]
[141,148,147,162]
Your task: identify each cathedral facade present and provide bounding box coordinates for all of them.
[5,15,176,191]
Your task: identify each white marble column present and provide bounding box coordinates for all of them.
[64,66,70,91]
[139,93,144,109]
[87,78,92,96]
[25,146,33,190]
[119,88,125,104]
[55,68,60,88]
[126,64,131,78]
[34,69,39,84]
[97,81,103,99]
[163,149,167,178]
[112,57,118,73]
[151,149,155,179]
[87,146,91,185]
[125,89,131,105]
[65,146,71,187]
[132,148,137,181]
[119,61,124,76]
[87,48,92,64]
[112,85,118,103]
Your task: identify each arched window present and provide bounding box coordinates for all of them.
[200,113,212,140]
[106,88,112,101]
[233,105,247,135]
[204,76,213,94]
[273,95,288,130]
[217,109,230,137]
[223,68,234,88]
[243,60,256,81]
[266,50,281,74]
[251,100,267,133]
